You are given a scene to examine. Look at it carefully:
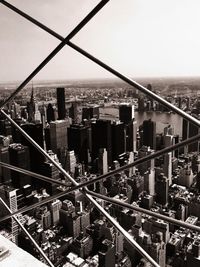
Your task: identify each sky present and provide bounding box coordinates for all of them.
[1,0,200,82]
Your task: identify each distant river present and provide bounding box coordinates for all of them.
[100,108,183,137]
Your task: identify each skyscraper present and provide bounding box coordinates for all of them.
[182,118,199,153]
[20,123,45,173]
[68,124,89,164]
[142,119,156,150]
[91,120,112,165]
[46,103,55,123]
[57,87,66,120]
[98,148,108,175]
[119,104,134,124]
[49,120,68,154]
[111,121,125,160]
[9,143,31,188]
[155,173,169,206]
[99,239,115,267]
[118,104,137,153]
[0,146,11,184]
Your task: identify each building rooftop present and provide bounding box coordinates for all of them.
[0,235,47,267]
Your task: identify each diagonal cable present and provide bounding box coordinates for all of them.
[0,197,55,267]
[85,189,200,233]
[0,1,197,266]
[0,132,200,230]
[0,109,159,267]
[1,0,200,127]
[0,0,110,108]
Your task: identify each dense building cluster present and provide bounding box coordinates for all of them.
[0,85,200,266]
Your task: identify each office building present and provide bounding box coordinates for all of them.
[142,119,156,150]
[119,104,134,124]
[182,118,199,153]
[57,87,66,120]
[39,151,61,194]
[66,150,77,176]
[20,123,44,173]
[98,148,108,175]
[50,120,68,152]
[155,173,169,206]
[68,124,89,164]
[0,146,11,184]
[138,146,155,175]
[9,144,31,188]
[46,103,55,123]
[111,121,125,160]
[82,105,99,120]
[91,120,112,165]
[99,239,115,267]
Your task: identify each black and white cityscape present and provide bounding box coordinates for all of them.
[0,77,200,267]
[1,1,200,267]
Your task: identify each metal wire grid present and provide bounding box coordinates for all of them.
[0,1,200,266]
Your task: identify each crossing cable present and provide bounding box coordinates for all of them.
[0,94,159,266]
[0,132,200,233]
[0,0,110,109]
[1,0,200,127]
[0,197,55,267]
[85,190,200,233]
[0,1,198,266]
[2,1,162,266]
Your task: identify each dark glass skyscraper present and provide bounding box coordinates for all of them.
[20,123,45,173]
[119,104,134,124]
[182,118,199,153]
[111,121,125,160]
[142,119,156,150]
[91,120,112,165]
[57,87,66,120]
[9,143,31,188]
[68,124,89,164]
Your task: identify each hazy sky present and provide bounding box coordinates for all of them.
[1,0,200,82]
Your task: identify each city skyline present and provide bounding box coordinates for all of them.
[1,0,200,82]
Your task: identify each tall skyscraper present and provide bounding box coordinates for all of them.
[119,104,134,124]
[0,146,11,184]
[9,143,31,188]
[182,118,199,153]
[155,173,169,206]
[68,124,89,164]
[57,87,66,120]
[20,123,45,173]
[119,104,137,153]
[46,103,55,123]
[163,152,172,186]
[138,146,155,175]
[0,186,19,244]
[49,120,68,154]
[39,151,61,194]
[98,239,115,267]
[98,148,108,175]
[111,121,125,160]
[91,120,112,165]
[66,150,77,176]
[27,88,41,123]
[142,119,156,150]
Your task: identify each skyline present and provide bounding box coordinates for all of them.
[1,0,200,82]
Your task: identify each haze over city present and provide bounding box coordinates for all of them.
[1,0,200,82]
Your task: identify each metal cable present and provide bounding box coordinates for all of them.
[1,0,199,127]
[86,190,200,233]
[0,197,55,267]
[0,0,110,109]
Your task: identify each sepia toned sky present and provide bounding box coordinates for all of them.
[1,0,200,82]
